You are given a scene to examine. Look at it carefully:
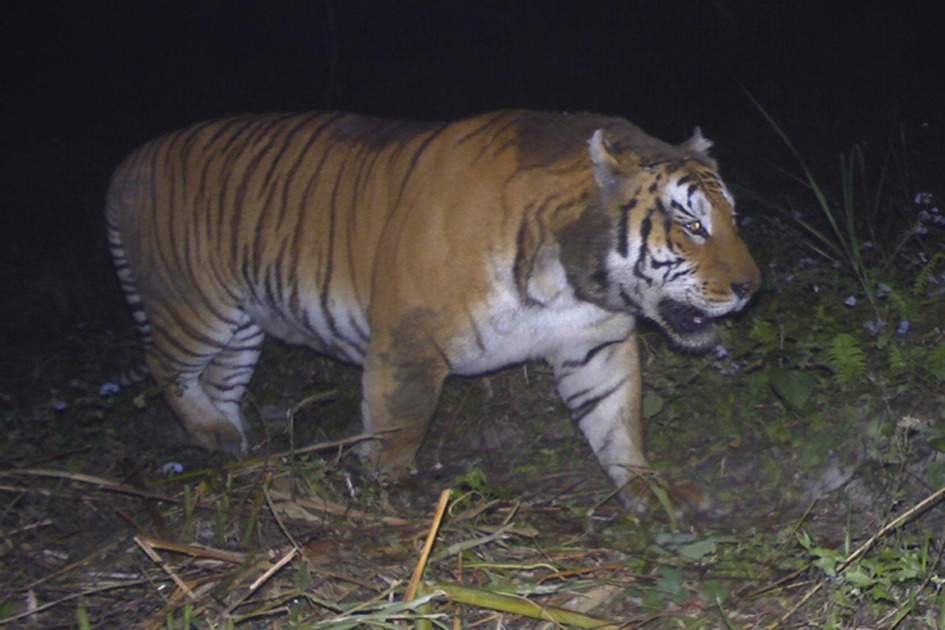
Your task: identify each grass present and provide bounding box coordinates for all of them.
[748,92,943,321]
[1,117,944,627]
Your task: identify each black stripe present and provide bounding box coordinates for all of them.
[386,124,450,222]
[670,199,692,217]
[318,155,345,339]
[618,286,637,307]
[432,340,454,372]
[572,377,629,422]
[632,209,654,285]
[276,113,345,231]
[463,304,487,354]
[561,338,621,368]
[616,198,636,257]
[564,387,592,405]
[513,212,534,301]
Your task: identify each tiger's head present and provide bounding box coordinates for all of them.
[560,126,761,352]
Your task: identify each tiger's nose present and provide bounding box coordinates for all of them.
[731,281,755,299]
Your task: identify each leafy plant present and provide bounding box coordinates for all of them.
[748,92,943,320]
[826,333,867,383]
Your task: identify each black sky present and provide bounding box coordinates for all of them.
[2,1,943,247]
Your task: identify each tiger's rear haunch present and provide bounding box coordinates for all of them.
[107,110,760,511]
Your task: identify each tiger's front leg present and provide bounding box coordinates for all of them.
[550,334,651,510]
[552,333,709,514]
[357,333,449,481]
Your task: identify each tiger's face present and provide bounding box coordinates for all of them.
[561,128,760,352]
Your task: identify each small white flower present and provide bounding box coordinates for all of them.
[844,295,857,307]
[897,415,923,431]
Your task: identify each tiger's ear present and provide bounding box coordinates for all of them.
[681,127,713,154]
[588,129,620,189]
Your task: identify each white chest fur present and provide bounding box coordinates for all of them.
[450,256,635,375]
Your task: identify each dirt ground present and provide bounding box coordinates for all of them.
[3,302,943,629]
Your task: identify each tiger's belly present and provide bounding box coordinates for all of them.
[244,285,632,378]
[244,295,371,366]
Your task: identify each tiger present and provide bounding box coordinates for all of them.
[106,109,760,511]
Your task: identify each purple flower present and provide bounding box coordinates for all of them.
[99,382,120,396]
[719,361,742,376]
[714,344,729,359]
[161,462,184,476]
[52,401,67,412]
[897,320,910,335]
[844,295,857,307]
[915,192,934,205]
[864,320,886,335]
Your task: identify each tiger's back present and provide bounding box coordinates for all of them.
[109,113,443,361]
[107,110,760,510]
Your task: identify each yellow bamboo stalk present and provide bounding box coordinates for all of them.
[406,488,452,601]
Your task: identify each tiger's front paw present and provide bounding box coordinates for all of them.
[618,472,713,519]
[189,423,247,455]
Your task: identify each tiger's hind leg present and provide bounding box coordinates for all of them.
[199,320,265,445]
[146,309,263,453]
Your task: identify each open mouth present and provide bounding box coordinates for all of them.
[657,300,718,336]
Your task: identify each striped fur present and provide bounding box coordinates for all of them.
[106,110,760,509]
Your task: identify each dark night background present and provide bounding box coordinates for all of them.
[1,1,944,363]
